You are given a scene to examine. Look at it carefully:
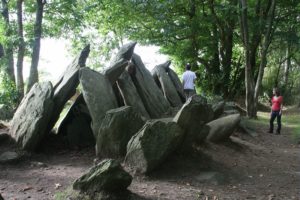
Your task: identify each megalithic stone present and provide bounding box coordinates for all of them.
[206,114,241,142]
[117,70,150,119]
[152,61,182,107]
[47,45,90,133]
[167,68,185,102]
[103,42,136,84]
[131,53,170,118]
[79,67,118,135]
[9,82,54,150]
[110,41,137,64]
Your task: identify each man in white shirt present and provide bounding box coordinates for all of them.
[182,63,197,101]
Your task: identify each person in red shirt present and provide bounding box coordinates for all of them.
[268,88,283,134]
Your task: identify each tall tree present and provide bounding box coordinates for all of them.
[16,0,25,98]
[239,0,276,118]
[1,0,15,83]
[27,0,46,92]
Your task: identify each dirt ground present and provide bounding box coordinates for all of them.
[0,111,299,200]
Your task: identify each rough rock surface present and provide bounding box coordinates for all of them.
[167,68,185,102]
[125,118,184,173]
[48,45,90,132]
[73,159,132,194]
[9,82,54,150]
[152,61,182,107]
[79,68,118,134]
[103,42,136,84]
[0,151,20,164]
[96,106,145,158]
[131,54,170,118]
[117,71,150,119]
[173,95,214,147]
[206,114,241,142]
[212,101,225,119]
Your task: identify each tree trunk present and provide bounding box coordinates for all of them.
[254,0,276,112]
[0,43,4,58]
[283,41,291,88]
[27,0,46,92]
[16,0,25,99]
[1,0,15,83]
[240,0,256,118]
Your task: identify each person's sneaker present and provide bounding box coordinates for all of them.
[275,131,280,135]
[268,130,273,134]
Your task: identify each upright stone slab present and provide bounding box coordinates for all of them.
[79,68,118,135]
[47,45,90,132]
[152,61,182,107]
[73,159,132,194]
[131,54,170,118]
[125,118,184,173]
[206,114,241,142]
[103,42,136,84]
[96,106,145,158]
[173,95,214,147]
[117,71,150,119]
[167,68,185,102]
[9,82,54,150]
[110,42,137,64]
[57,94,94,147]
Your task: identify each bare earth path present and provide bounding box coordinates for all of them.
[0,110,299,200]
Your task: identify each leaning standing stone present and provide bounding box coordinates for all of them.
[117,71,150,119]
[167,68,185,102]
[125,119,184,174]
[73,159,132,194]
[9,82,54,150]
[131,54,170,118]
[47,45,90,133]
[103,42,136,84]
[152,62,182,107]
[79,68,118,135]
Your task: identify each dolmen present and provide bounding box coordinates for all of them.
[8,41,242,176]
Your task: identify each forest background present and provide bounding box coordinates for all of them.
[0,0,299,118]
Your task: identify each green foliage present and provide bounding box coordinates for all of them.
[0,71,19,107]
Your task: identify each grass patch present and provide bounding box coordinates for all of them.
[245,110,300,143]
[283,113,300,142]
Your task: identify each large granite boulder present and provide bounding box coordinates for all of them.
[173,95,214,147]
[96,106,145,158]
[48,45,90,133]
[57,94,94,147]
[0,104,14,120]
[103,42,136,84]
[9,82,54,150]
[206,114,241,142]
[212,101,225,119]
[152,61,182,107]
[125,118,184,173]
[79,68,118,135]
[131,54,170,118]
[73,159,132,194]
[117,70,150,119]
